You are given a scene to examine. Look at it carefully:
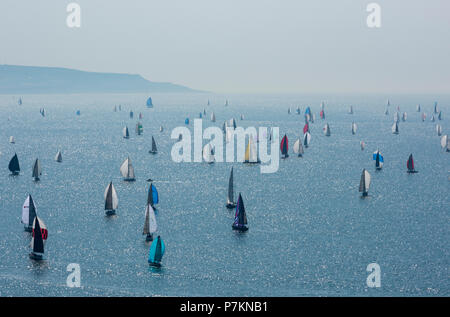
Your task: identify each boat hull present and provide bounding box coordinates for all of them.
[148,261,161,268]
[148,151,157,154]
[123,178,136,182]
[105,210,116,216]
[407,170,418,173]
[24,226,32,232]
[29,252,43,261]
[232,224,248,232]
[226,202,236,209]
[145,234,153,242]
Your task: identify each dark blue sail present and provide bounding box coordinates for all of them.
[146,97,153,107]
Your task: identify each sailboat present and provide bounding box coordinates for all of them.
[360,141,366,151]
[211,112,216,122]
[406,154,418,173]
[441,135,449,152]
[225,100,229,107]
[160,126,164,132]
[32,159,42,181]
[199,112,203,118]
[434,101,438,114]
[240,114,244,120]
[296,107,301,115]
[436,124,442,136]
[421,112,426,122]
[18,98,22,105]
[394,112,400,123]
[348,106,354,114]
[76,110,81,116]
[385,100,390,115]
[203,144,215,164]
[185,118,189,125]
[9,136,15,144]
[280,134,289,158]
[203,108,207,115]
[226,168,236,209]
[303,132,311,148]
[438,111,442,120]
[351,122,357,135]
[22,194,37,232]
[431,115,435,122]
[148,235,165,267]
[232,193,248,232]
[130,111,134,119]
[123,126,130,139]
[136,122,143,135]
[120,157,136,181]
[323,123,331,136]
[55,150,62,163]
[29,217,46,261]
[303,123,309,134]
[104,182,118,215]
[288,107,291,114]
[9,153,20,175]
[146,97,153,108]
[373,150,384,170]
[147,183,159,208]
[392,122,399,134]
[402,112,407,122]
[359,169,371,197]
[417,104,421,112]
[139,113,143,119]
[207,100,210,106]
[293,138,304,157]
[320,109,325,119]
[143,204,157,242]
[149,136,158,154]
[244,137,260,164]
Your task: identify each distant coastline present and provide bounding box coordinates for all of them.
[0,65,202,94]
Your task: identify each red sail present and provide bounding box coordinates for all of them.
[280,135,288,154]
[407,154,414,171]
[320,110,324,119]
[303,123,309,134]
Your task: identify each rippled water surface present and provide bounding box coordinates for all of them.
[0,93,448,296]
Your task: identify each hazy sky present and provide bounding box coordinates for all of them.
[0,0,449,93]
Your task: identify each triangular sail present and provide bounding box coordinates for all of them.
[352,122,357,134]
[31,217,44,254]
[120,158,135,179]
[143,204,157,234]
[9,153,20,173]
[147,183,159,206]
[22,195,37,227]
[123,126,129,138]
[234,194,247,227]
[280,135,288,156]
[227,168,234,204]
[148,236,165,263]
[104,182,118,210]
[407,154,415,171]
[203,144,214,163]
[359,169,371,193]
[151,136,157,152]
[32,159,41,178]
[303,132,311,147]
[55,150,62,162]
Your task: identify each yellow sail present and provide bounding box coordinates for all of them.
[244,141,250,162]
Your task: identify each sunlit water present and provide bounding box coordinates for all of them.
[0,93,448,296]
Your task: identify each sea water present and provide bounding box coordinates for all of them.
[0,93,448,296]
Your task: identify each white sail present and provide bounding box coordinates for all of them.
[392,122,399,134]
[120,157,135,179]
[203,144,214,163]
[364,170,371,190]
[22,195,36,226]
[323,123,331,136]
[144,204,157,234]
[436,124,442,136]
[123,126,129,138]
[293,138,304,155]
[352,122,357,134]
[303,132,311,147]
[211,112,216,122]
[55,150,62,162]
[9,136,15,143]
[441,135,449,150]
[402,112,407,121]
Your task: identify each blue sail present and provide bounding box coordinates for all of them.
[146,97,153,107]
[185,118,189,125]
[372,153,384,162]
[304,107,311,116]
[151,184,159,204]
[148,236,165,263]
